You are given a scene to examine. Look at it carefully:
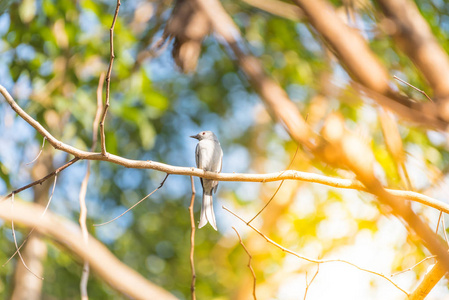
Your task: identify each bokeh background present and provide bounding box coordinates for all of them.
[1,0,449,299]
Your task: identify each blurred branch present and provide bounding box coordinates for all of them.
[193,1,315,148]
[10,150,54,300]
[4,176,57,269]
[303,264,319,300]
[189,177,196,300]
[378,107,412,190]
[291,0,446,129]
[443,216,449,247]
[233,227,257,300]
[295,0,388,92]
[25,137,46,165]
[100,0,121,156]
[0,201,178,300]
[408,262,447,300]
[391,255,436,277]
[242,0,303,21]
[224,206,408,296]
[78,72,105,299]
[194,0,449,280]
[10,193,43,280]
[132,1,169,72]
[377,0,449,101]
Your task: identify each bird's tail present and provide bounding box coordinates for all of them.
[198,193,217,230]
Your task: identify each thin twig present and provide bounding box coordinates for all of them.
[223,206,409,296]
[393,76,434,103]
[93,174,169,226]
[391,256,437,277]
[442,215,449,247]
[99,0,121,156]
[248,146,299,224]
[189,176,196,300]
[25,137,46,165]
[1,157,80,203]
[303,264,319,300]
[233,227,257,300]
[9,193,43,280]
[79,72,105,300]
[3,175,58,266]
[436,211,443,234]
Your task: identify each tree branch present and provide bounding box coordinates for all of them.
[291,0,445,129]
[78,72,105,299]
[377,0,449,101]
[242,0,303,22]
[0,201,177,300]
[189,176,197,300]
[100,0,121,156]
[224,206,408,296]
[233,227,257,300]
[408,262,447,300]
[1,158,80,202]
[195,0,449,280]
[1,84,448,218]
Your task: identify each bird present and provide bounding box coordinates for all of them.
[190,131,223,230]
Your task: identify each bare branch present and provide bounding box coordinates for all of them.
[304,264,319,300]
[79,72,105,299]
[93,174,169,227]
[189,177,196,300]
[100,0,121,156]
[4,175,57,266]
[394,76,433,103]
[1,158,80,203]
[25,137,46,165]
[248,146,299,224]
[224,206,409,296]
[9,193,43,280]
[391,256,437,277]
[233,227,257,300]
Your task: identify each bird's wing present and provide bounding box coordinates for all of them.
[217,148,223,172]
[213,144,223,194]
[195,143,201,169]
[195,143,204,188]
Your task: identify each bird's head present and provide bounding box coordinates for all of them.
[190,131,217,141]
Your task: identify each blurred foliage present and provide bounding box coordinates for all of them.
[1,0,449,299]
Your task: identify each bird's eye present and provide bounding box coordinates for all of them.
[202,132,205,135]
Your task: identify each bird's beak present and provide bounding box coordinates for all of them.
[190,134,200,140]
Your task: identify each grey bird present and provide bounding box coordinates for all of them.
[190,131,223,230]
